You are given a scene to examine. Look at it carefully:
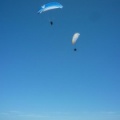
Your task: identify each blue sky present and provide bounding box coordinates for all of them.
[0,0,120,120]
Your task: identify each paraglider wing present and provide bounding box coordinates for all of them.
[38,2,63,14]
[72,33,80,44]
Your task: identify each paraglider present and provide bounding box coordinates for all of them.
[38,2,63,25]
[72,33,80,51]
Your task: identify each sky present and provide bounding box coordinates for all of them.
[0,0,120,120]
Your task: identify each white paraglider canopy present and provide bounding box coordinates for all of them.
[72,33,80,44]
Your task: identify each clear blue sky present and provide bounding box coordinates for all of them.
[0,0,120,120]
